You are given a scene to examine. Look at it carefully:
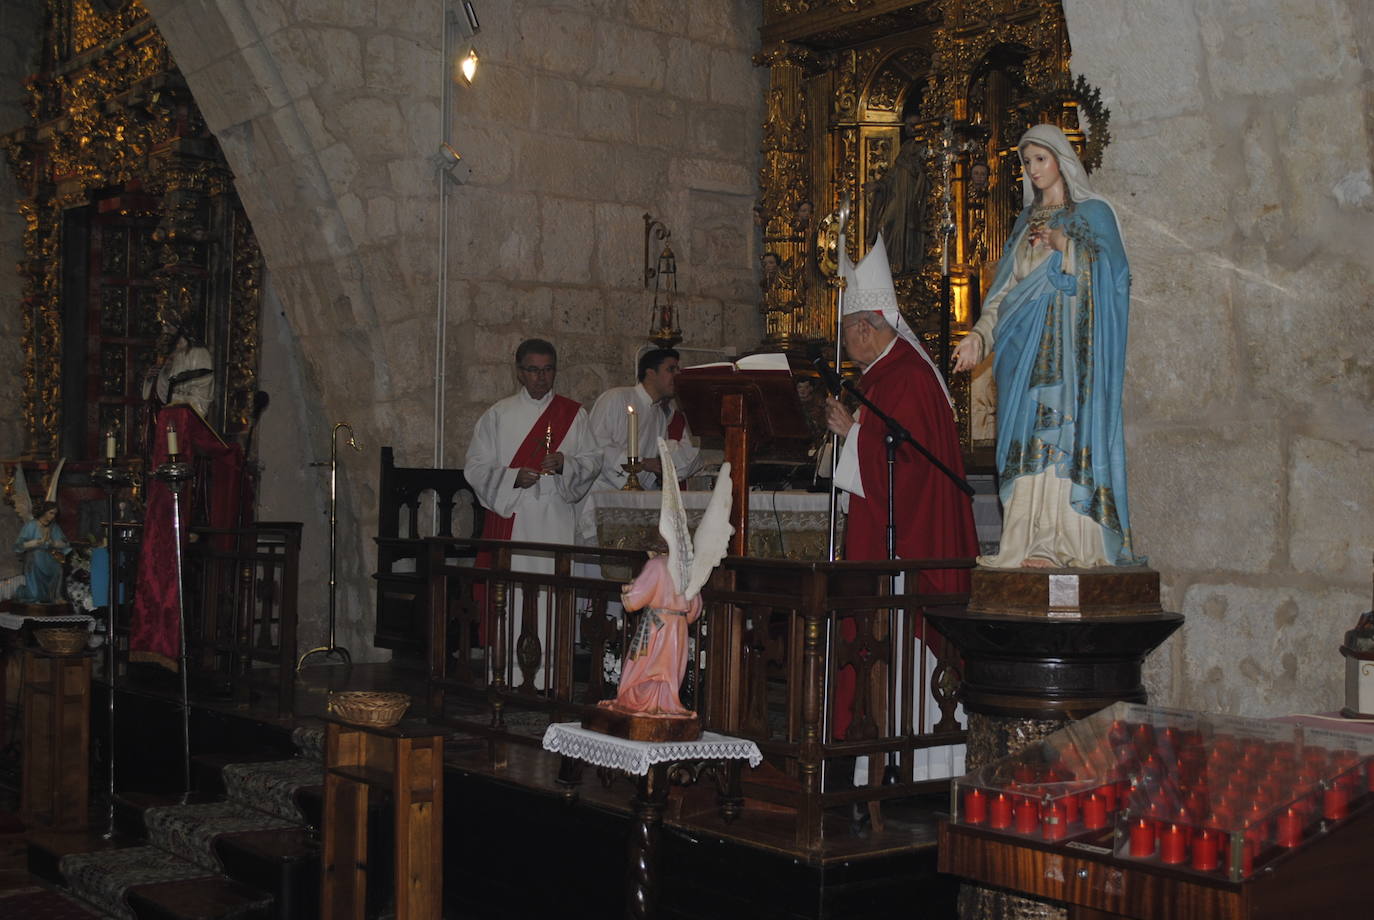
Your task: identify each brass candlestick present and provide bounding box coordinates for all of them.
[91,454,130,837]
[541,423,556,475]
[620,457,645,491]
[154,448,195,804]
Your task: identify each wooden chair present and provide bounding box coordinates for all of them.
[372,447,483,661]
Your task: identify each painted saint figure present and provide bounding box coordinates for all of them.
[952,123,1141,569]
[14,500,69,604]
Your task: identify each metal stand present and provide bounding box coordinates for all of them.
[91,458,130,838]
[154,451,195,804]
[298,422,362,671]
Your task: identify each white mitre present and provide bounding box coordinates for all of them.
[840,233,953,407]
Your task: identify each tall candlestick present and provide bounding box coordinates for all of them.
[166,425,179,456]
[626,404,638,459]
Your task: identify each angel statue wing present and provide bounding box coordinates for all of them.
[685,461,732,600]
[656,438,693,597]
[11,463,32,522]
[655,438,735,601]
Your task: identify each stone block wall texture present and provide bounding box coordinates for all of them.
[0,0,44,573]
[139,0,767,659]
[1065,0,1374,715]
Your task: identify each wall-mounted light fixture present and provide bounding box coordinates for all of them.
[449,0,481,85]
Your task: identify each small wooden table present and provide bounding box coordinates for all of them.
[320,715,446,920]
[543,722,762,920]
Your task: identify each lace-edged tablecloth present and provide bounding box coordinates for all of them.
[0,612,95,631]
[542,722,762,776]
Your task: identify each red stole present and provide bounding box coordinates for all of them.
[666,408,686,441]
[474,394,581,643]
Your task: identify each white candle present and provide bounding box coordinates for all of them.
[166,425,179,456]
[105,432,116,460]
[626,404,638,460]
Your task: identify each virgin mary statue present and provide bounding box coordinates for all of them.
[952,123,1141,569]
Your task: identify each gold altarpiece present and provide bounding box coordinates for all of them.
[2,0,262,461]
[754,0,1108,445]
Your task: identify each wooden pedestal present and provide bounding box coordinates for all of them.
[582,706,702,742]
[20,649,91,829]
[321,716,446,920]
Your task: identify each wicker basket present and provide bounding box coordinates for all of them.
[34,627,88,655]
[327,691,411,728]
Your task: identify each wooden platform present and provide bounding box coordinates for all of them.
[1,661,963,919]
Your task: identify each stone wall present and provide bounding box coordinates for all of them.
[0,0,45,574]
[1064,0,1374,715]
[138,0,767,658]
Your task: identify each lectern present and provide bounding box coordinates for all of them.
[675,358,811,555]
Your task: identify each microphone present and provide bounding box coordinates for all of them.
[811,356,844,397]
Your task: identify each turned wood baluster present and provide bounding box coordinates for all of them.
[625,762,669,920]
[797,570,826,851]
[554,552,574,701]
[489,547,510,729]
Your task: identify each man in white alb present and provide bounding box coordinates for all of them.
[577,348,702,544]
[464,338,598,686]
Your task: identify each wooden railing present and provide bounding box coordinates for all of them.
[113,521,302,713]
[424,537,974,850]
[185,521,302,712]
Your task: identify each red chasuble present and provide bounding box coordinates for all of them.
[833,337,977,740]
[130,405,246,670]
[474,394,581,642]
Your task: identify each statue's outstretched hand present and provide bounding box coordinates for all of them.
[952,335,984,373]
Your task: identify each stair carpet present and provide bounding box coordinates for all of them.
[36,726,326,920]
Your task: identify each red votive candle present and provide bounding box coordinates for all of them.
[1083,793,1109,830]
[989,793,1012,829]
[1128,818,1156,858]
[963,787,988,824]
[1242,830,1259,875]
[1191,828,1220,871]
[1062,793,1080,825]
[1098,783,1118,813]
[1014,797,1040,835]
[1275,808,1303,848]
[1322,783,1349,821]
[1042,800,1067,841]
[1160,823,1188,864]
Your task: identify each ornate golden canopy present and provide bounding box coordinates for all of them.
[2,0,261,460]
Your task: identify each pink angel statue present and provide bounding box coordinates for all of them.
[596,439,733,723]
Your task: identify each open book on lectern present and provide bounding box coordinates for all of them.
[683,353,791,373]
[675,352,809,446]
